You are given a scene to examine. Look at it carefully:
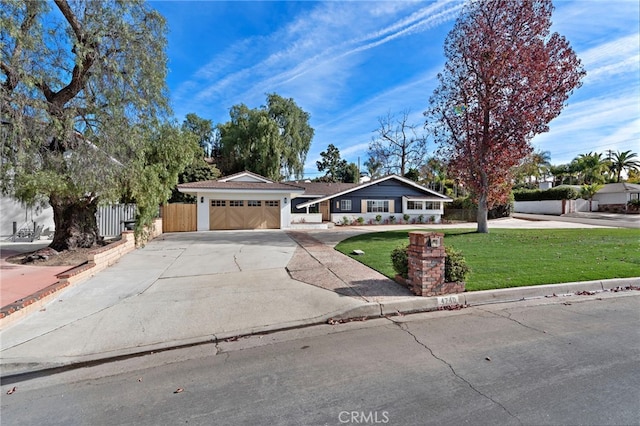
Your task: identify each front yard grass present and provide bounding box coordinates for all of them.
[334,228,640,291]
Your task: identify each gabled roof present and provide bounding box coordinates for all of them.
[218,170,273,183]
[177,171,305,194]
[290,181,359,197]
[596,182,640,194]
[296,175,452,209]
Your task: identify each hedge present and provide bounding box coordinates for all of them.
[513,187,579,201]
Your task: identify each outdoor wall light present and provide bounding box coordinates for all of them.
[284,197,288,205]
[200,196,204,203]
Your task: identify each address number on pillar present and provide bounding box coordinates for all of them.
[437,295,459,306]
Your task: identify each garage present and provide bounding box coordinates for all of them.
[209,199,281,230]
[177,171,304,231]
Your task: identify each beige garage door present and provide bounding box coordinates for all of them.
[209,200,280,230]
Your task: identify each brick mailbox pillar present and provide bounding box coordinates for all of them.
[407,231,463,297]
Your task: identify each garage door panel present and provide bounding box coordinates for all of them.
[209,200,227,230]
[209,199,280,230]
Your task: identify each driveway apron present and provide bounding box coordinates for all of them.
[0,231,363,373]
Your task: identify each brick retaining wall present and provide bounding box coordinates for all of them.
[0,219,162,323]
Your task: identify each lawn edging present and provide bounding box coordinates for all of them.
[0,219,162,326]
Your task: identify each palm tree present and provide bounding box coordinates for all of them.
[530,150,552,184]
[610,150,640,182]
[549,164,570,186]
[580,183,603,212]
[572,152,608,184]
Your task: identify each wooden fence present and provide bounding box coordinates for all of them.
[161,203,197,232]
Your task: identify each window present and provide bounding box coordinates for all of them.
[366,200,389,213]
[407,201,423,210]
[211,200,226,207]
[266,200,279,207]
[247,200,261,207]
[425,201,440,210]
[230,200,244,207]
[340,199,352,210]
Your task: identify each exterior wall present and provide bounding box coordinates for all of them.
[594,192,629,205]
[0,197,55,237]
[291,213,322,223]
[329,180,445,216]
[575,199,598,212]
[1,197,139,238]
[291,197,319,213]
[514,200,563,215]
[331,212,443,225]
[515,199,599,214]
[196,192,293,230]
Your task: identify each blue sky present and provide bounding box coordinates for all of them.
[151,0,640,178]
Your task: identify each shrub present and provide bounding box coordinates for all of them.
[403,213,410,222]
[445,246,470,283]
[390,245,409,278]
[513,187,579,201]
[357,217,365,225]
[375,214,382,223]
[418,214,424,223]
[390,244,470,283]
[342,216,350,225]
[389,215,396,224]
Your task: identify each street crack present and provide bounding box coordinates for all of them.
[478,307,548,335]
[386,318,523,425]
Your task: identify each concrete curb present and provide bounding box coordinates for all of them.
[2,277,638,382]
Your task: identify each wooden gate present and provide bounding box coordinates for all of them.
[162,203,197,232]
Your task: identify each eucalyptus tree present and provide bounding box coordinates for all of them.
[1,0,177,250]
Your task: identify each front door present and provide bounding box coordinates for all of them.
[320,201,330,221]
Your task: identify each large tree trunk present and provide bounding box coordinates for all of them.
[476,195,489,233]
[50,194,100,251]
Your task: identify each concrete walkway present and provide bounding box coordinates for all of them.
[1,217,638,379]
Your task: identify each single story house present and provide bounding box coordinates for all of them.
[177,172,452,230]
[594,183,640,212]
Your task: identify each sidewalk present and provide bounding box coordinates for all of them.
[1,218,638,380]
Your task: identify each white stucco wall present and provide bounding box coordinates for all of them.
[0,197,55,237]
[594,192,629,205]
[514,200,563,215]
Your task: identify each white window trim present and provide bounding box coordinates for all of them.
[340,199,352,210]
[366,200,390,213]
[403,197,442,213]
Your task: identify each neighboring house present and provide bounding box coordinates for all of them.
[0,196,55,238]
[0,197,135,238]
[594,183,640,212]
[177,172,452,230]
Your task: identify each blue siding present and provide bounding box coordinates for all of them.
[291,197,317,213]
[330,180,433,213]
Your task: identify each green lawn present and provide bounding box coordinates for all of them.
[334,228,640,291]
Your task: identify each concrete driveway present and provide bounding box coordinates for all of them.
[0,230,366,374]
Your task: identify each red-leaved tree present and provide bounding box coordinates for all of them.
[425,0,585,233]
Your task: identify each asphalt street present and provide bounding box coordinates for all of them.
[2,293,638,426]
